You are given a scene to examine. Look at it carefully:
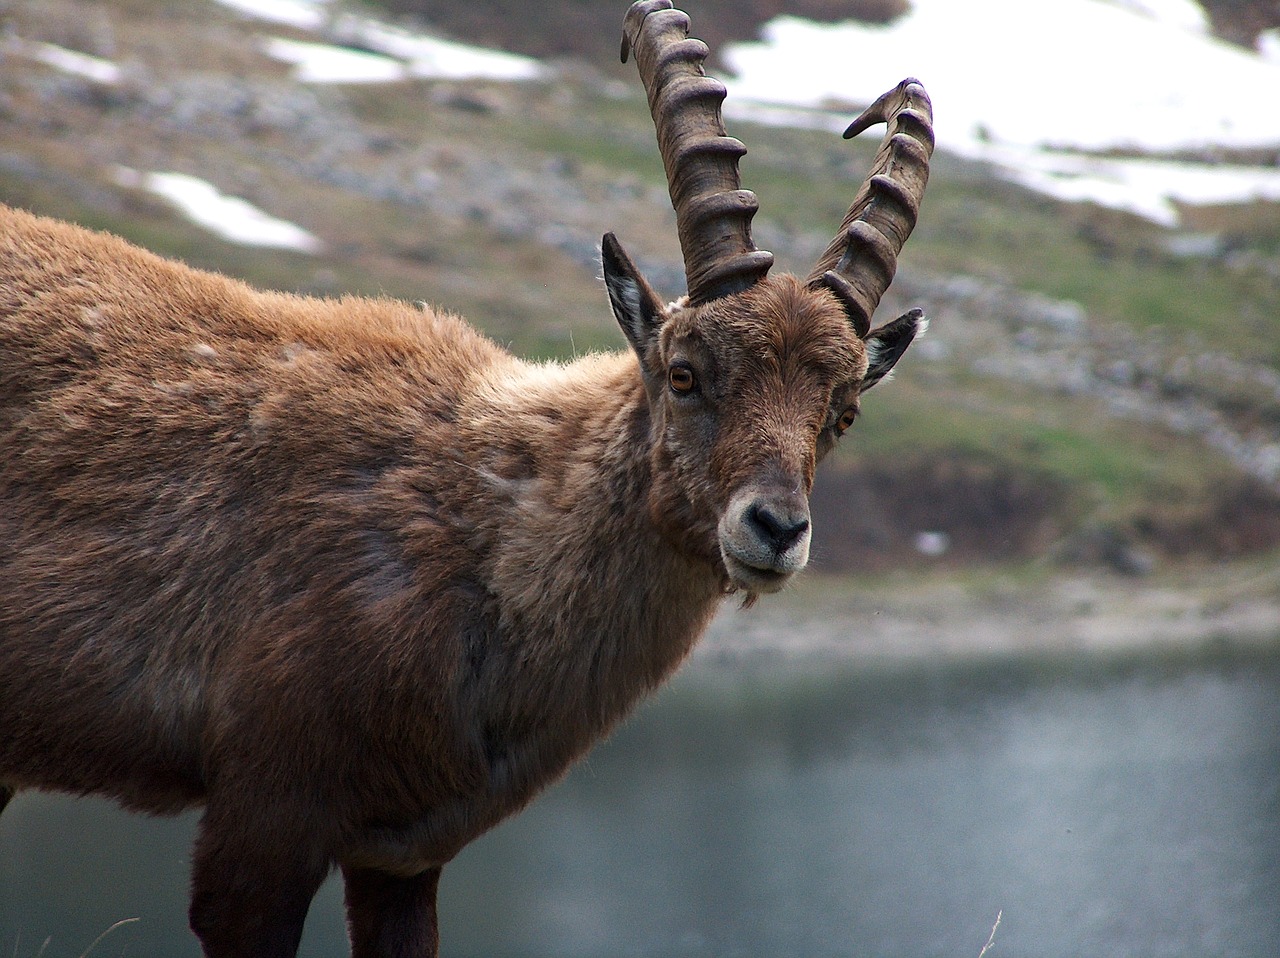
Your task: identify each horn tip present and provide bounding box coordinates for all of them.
[842,77,930,139]
[621,0,676,62]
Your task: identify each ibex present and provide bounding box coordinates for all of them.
[0,2,932,955]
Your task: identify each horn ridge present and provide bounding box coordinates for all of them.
[621,1,773,304]
[809,78,934,330]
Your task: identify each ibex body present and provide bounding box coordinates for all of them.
[0,3,933,956]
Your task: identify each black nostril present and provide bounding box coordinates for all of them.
[747,502,810,552]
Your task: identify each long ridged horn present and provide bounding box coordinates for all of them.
[807,79,934,338]
[621,0,774,305]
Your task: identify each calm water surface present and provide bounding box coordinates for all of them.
[2,646,1278,958]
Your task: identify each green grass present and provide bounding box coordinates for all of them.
[844,374,1232,523]
[907,173,1280,361]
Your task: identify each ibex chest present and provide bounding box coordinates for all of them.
[342,586,719,873]
[337,719,594,872]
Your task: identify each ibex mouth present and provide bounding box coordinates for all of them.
[722,554,795,594]
[719,489,811,593]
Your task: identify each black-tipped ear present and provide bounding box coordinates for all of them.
[602,232,666,358]
[862,308,927,391]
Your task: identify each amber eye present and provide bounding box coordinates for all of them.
[668,363,696,394]
[835,406,858,435]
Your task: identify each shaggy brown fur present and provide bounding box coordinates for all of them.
[0,5,935,953]
[0,203,920,954]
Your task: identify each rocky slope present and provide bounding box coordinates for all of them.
[2,0,1279,580]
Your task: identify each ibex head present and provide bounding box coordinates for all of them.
[606,0,933,595]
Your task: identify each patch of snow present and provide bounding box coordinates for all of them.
[1259,28,1280,63]
[7,38,122,85]
[114,167,323,253]
[1107,0,1209,32]
[331,15,547,82]
[211,0,329,31]
[1002,150,1280,228]
[262,37,407,84]
[724,98,1280,227]
[723,0,1280,154]
[261,20,545,85]
[914,531,951,557]
[720,0,1280,226]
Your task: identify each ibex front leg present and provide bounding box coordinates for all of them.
[188,801,330,958]
[342,865,443,958]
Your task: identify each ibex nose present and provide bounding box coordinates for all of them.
[719,488,812,592]
[746,501,810,553]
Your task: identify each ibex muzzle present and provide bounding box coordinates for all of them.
[720,486,812,590]
[0,3,932,956]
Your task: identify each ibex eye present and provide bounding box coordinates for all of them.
[835,407,858,435]
[668,363,696,394]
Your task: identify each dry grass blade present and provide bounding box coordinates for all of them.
[978,909,1002,958]
[77,919,140,958]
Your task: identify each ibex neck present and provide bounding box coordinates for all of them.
[470,351,723,728]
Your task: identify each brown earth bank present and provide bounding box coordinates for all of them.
[697,560,1280,665]
[810,455,1280,575]
[810,454,1065,572]
[1201,0,1280,45]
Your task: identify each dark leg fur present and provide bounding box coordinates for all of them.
[0,785,12,818]
[188,808,330,958]
[343,865,442,958]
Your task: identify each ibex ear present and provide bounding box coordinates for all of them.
[862,308,927,391]
[602,232,666,360]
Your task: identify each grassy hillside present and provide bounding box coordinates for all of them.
[3,0,1279,575]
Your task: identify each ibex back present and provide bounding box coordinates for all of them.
[0,2,933,955]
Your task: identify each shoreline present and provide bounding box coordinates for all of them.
[695,565,1280,666]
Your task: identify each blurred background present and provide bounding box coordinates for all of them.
[0,0,1278,955]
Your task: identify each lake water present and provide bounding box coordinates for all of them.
[2,645,1278,958]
